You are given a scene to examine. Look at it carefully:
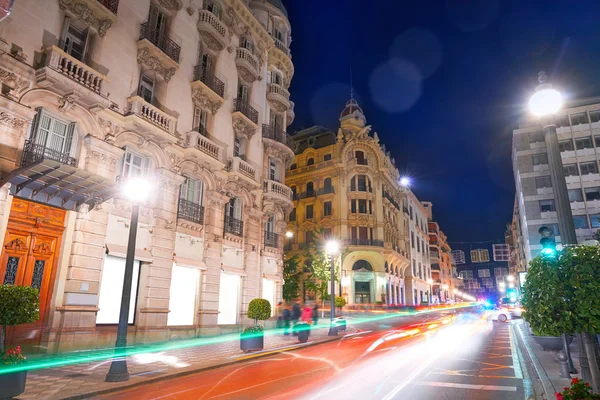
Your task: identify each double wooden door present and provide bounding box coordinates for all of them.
[0,198,65,348]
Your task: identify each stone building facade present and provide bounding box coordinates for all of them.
[422,202,454,303]
[285,99,433,306]
[0,0,294,352]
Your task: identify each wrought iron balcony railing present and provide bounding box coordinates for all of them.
[317,186,335,195]
[224,215,243,237]
[21,140,77,167]
[262,124,294,150]
[177,198,205,225]
[233,98,258,124]
[265,231,279,248]
[348,238,384,247]
[193,65,225,98]
[139,23,181,63]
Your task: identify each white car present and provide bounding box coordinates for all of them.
[485,307,512,322]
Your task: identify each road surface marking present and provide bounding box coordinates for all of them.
[509,326,523,379]
[414,381,517,392]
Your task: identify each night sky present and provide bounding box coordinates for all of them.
[283,0,600,242]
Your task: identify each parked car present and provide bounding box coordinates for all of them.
[505,305,524,318]
[484,307,512,323]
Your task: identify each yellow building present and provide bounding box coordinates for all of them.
[285,99,431,305]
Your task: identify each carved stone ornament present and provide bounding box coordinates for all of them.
[191,87,222,115]
[186,6,194,16]
[58,93,78,112]
[0,68,29,95]
[98,117,120,144]
[166,151,182,173]
[237,65,258,84]
[157,0,182,11]
[137,47,177,83]
[58,0,113,37]
[86,150,119,167]
[232,116,256,139]
[0,112,26,130]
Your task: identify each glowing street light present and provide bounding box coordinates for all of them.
[285,231,294,238]
[325,240,340,336]
[399,177,411,187]
[499,282,506,288]
[106,176,152,382]
[506,275,515,282]
[529,85,562,117]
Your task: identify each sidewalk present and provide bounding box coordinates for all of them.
[17,324,355,400]
[513,319,580,399]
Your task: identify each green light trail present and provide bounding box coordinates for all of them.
[0,303,477,375]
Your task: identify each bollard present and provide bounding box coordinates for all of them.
[558,350,571,379]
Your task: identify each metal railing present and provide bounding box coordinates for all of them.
[265,231,279,248]
[177,198,205,225]
[98,0,119,14]
[356,158,368,165]
[224,215,243,237]
[139,23,181,63]
[318,186,335,195]
[262,124,294,150]
[348,238,384,247]
[273,38,290,56]
[193,65,225,98]
[233,99,259,124]
[21,140,77,167]
[298,190,316,199]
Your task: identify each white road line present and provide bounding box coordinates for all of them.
[414,381,517,392]
[508,326,523,379]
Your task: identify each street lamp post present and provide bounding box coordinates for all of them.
[530,71,578,376]
[325,240,339,336]
[106,177,152,382]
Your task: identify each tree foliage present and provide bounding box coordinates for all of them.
[282,256,302,302]
[0,285,40,327]
[303,229,340,304]
[247,299,271,325]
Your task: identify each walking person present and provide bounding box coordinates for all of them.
[301,304,313,324]
[276,301,284,329]
[312,303,319,326]
[291,300,301,336]
[282,305,291,336]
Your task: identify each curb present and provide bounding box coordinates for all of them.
[60,332,347,400]
[513,322,555,399]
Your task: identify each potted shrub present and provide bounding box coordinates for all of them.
[240,299,271,353]
[555,377,600,400]
[521,255,574,351]
[334,296,347,331]
[0,285,40,399]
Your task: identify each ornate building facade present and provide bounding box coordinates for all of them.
[422,202,454,303]
[0,0,294,352]
[285,99,432,306]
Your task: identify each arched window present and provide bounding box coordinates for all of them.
[306,182,314,194]
[352,260,373,271]
[290,185,297,195]
[324,178,332,191]
[350,175,371,192]
[307,157,314,166]
[355,150,367,165]
[224,197,243,236]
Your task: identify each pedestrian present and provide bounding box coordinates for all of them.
[275,301,284,329]
[282,305,291,336]
[301,304,313,324]
[291,301,301,336]
[312,303,319,326]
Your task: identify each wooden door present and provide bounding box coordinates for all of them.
[0,199,65,349]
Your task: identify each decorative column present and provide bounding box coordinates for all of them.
[240,206,262,326]
[135,168,184,343]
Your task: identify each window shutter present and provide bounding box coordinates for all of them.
[60,17,71,50]
[81,28,90,64]
[28,109,42,143]
[142,156,151,177]
[234,198,242,219]
[66,123,78,158]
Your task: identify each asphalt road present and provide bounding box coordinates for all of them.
[96,310,533,400]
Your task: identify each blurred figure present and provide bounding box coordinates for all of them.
[312,304,319,326]
[282,305,291,336]
[301,304,313,324]
[292,300,301,336]
[276,301,284,329]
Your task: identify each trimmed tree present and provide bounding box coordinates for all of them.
[282,256,302,303]
[247,298,271,328]
[0,285,40,352]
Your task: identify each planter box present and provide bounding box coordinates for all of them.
[240,333,264,352]
[0,370,27,398]
[533,335,573,352]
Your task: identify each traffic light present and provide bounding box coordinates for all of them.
[539,226,556,257]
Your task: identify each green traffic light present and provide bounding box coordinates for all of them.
[541,248,556,256]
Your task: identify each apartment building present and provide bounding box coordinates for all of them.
[0,0,294,352]
[512,99,600,264]
[454,245,509,303]
[422,202,453,303]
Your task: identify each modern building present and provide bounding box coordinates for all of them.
[422,202,453,303]
[0,0,295,352]
[453,245,510,303]
[284,98,432,305]
[506,198,527,277]
[512,98,600,264]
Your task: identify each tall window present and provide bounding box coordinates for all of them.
[271,70,283,86]
[350,175,371,192]
[193,107,209,136]
[265,214,275,233]
[324,178,332,191]
[146,2,169,48]
[180,179,204,205]
[234,136,247,158]
[289,208,296,222]
[121,149,151,178]
[226,197,242,220]
[198,50,212,80]
[306,182,314,194]
[240,36,254,53]
[139,73,154,104]
[205,1,221,18]
[237,82,249,103]
[30,109,77,156]
[61,18,89,62]
[305,204,314,219]
[269,111,284,131]
[268,158,279,181]
[323,201,332,216]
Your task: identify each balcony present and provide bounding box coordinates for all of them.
[59,0,118,37]
[193,130,224,162]
[348,238,385,247]
[190,66,225,116]
[0,140,118,211]
[235,47,260,83]
[196,10,227,51]
[230,156,258,186]
[317,186,335,196]
[137,23,180,82]
[431,264,441,271]
[232,99,259,139]
[265,231,279,248]
[263,179,293,206]
[126,96,177,136]
[274,38,291,57]
[287,101,295,126]
[177,198,205,225]
[262,124,294,152]
[35,46,110,109]
[267,83,291,112]
[297,190,316,200]
[224,215,243,237]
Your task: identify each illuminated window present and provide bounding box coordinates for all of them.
[96,255,141,324]
[217,272,240,324]
[167,265,199,326]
